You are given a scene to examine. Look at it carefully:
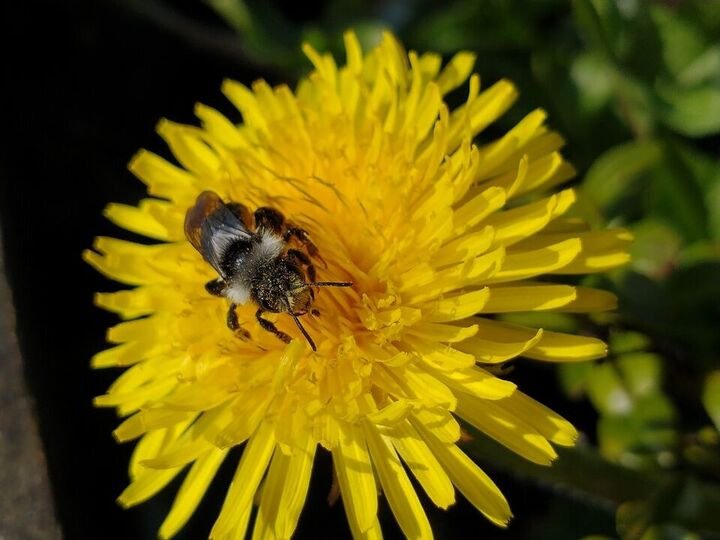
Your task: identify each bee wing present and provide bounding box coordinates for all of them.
[185,191,252,279]
[185,191,225,252]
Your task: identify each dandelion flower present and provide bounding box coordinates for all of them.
[85,31,631,540]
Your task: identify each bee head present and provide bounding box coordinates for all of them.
[253,260,310,315]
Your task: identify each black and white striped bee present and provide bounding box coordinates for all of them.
[184,191,351,351]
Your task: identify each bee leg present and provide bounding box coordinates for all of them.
[255,309,292,344]
[205,278,226,297]
[227,303,250,339]
[287,249,316,282]
[284,226,322,262]
[254,207,286,234]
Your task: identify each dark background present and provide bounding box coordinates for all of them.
[3,0,719,539]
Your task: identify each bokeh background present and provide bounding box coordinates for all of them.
[2,0,720,539]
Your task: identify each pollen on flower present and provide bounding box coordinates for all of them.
[84,30,630,540]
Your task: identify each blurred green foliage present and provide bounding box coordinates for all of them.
[122,0,720,537]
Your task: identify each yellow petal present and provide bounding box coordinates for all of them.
[366,400,415,427]
[423,288,490,322]
[157,119,222,179]
[453,187,506,235]
[334,421,378,532]
[273,435,316,539]
[343,30,363,74]
[347,517,384,540]
[486,189,576,247]
[128,149,198,202]
[455,327,544,364]
[389,364,457,408]
[436,51,476,95]
[498,391,578,446]
[411,408,460,443]
[363,421,433,540]
[431,366,516,400]
[407,322,478,343]
[95,285,187,320]
[211,422,276,538]
[195,103,245,149]
[159,448,228,540]
[469,317,607,362]
[407,248,505,303]
[456,396,557,466]
[120,420,194,506]
[141,438,211,470]
[102,201,170,241]
[520,229,634,274]
[90,340,168,368]
[433,226,495,267]
[525,331,607,362]
[129,428,170,480]
[93,377,177,409]
[480,284,577,312]
[405,336,476,371]
[413,420,512,527]
[118,465,185,509]
[113,410,196,443]
[560,286,617,312]
[251,439,313,540]
[448,79,518,151]
[390,421,455,509]
[222,79,268,133]
[477,109,548,177]
[484,238,582,283]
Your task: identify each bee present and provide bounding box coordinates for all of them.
[184,191,352,351]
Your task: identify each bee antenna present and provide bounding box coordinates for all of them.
[307,281,353,287]
[291,314,316,352]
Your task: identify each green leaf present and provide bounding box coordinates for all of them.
[616,353,662,397]
[559,362,595,398]
[573,0,617,63]
[610,331,651,355]
[658,83,720,137]
[629,220,681,280]
[671,142,720,242]
[206,0,252,32]
[610,70,657,137]
[571,52,613,114]
[615,271,668,331]
[707,182,720,243]
[641,524,701,540]
[598,399,675,462]
[646,146,708,243]
[582,140,662,212]
[651,5,707,80]
[678,45,720,87]
[617,499,652,540]
[702,371,720,431]
[587,363,633,416]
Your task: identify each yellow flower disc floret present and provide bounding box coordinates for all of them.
[85,31,631,540]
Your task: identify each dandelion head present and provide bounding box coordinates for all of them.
[85,31,630,539]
